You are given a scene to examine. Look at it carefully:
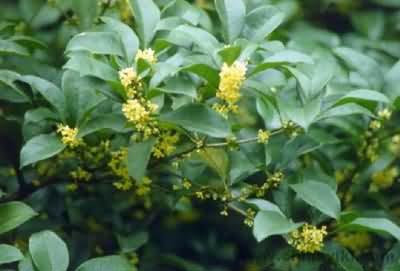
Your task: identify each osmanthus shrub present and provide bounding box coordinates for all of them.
[0,0,400,270]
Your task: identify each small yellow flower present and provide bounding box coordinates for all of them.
[57,124,82,148]
[182,179,192,190]
[369,120,382,130]
[257,129,270,144]
[135,48,157,64]
[119,67,138,89]
[378,108,392,120]
[70,167,92,182]
[244,208,256,227]
[288,224,327,253]
[195,191,205,200]
[152,131,180,158]
[371,167,398,190]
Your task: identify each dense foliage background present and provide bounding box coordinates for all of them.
[1,0,400,270]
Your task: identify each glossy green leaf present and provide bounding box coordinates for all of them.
[128,138,156,182]
[0,39,29,56]
[171,25,220,56]
[29,231,69,271]
[290,181,341,218]
[101,17,140,64]
[76,255,133,271]
[0,244,23,264]
[20,134,65,167]
[64,55,118,82]
[160,104,231,138]
[0,69,29,103]
[0,202,37,235]
[128,0,160,47]
[78,114,129,137]
[244,5,284,42]
[253,210,302,242]
[66,32,124,56]
[322,242,364,271]
[215,0,246,43]
[20,75,66,118]
[334,47,383,90]
[344,218,400,240]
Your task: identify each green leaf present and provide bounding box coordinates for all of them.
[334,47,383,90]
[117,232,149,253]
[322,242,364,271]
[19,256,36,271]
[290,181,341,218]
[171,25,220,56]
[0,70,29,103]
[265,50,313,64]
[127,138,156,182]
[29,231,69,271]
[251,50,313,76]
[244,5,284,42]
[0,202,37,235]
[20,134,65,168]
[253,210,302,242]
[20,76,66,119]
[76,255,133,271]
[0,39,29,56]
[218,46,241,65]
[160,104,231,138]
[66,32,124,56]
[198,148,229,181]
[181,64,220,88]
[101,17,140,64]
[336,89,390,105]
[64,55,118,82]
[318,103,374,120]
[128,0,160,47]
[62,71,106,125]
[0,244,23,264]
[344,218,400,241]
[157,75,197,98]
[246,199,285,216]
[70,0,98,30]
[215,0,246,43]
[279,97,321,130]
[78,114,129,137]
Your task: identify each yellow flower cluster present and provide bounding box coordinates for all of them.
[57,124,82,148]
[244,208,256,227]
[118,67,143,98]
[378,108,392,120]
[119,67,159,139]
[135,48,157,64]
[336,232,372,255]
[108,148,132,190]
[390,135,400,155]
[370,167,398,191]
[288,224,327,253]
[70,167,92,182]
[256,171,284,197]
[122,98,159,138]
[152,131,180,158]
[82,140,111,166]
[214,61,247,115]
[136,177,152,196]
[257,129,270,144]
